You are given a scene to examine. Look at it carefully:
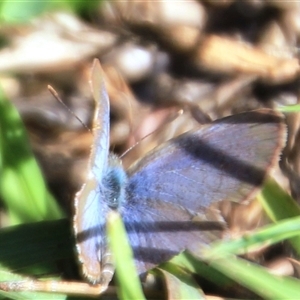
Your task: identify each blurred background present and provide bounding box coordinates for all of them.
[1,1,300,297]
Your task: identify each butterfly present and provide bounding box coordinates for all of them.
[0,59,286,297]
[74,60,286,289]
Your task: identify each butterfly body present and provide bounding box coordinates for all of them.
[103,155,127,209]
[74,60,286,289]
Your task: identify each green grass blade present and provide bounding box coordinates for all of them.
[158,263,205,299]
[277,104,300,113]
[258,177,300,221]
[207,256,300,299]
[0,0,49,23]
[0,219,73,273]
[106,211,145,300]
[170,252,235,289]
[258,177,300,256]
[203,216,300,258]
[0,86,64,225]
[0,219,74,300]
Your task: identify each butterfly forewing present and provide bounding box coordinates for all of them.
[89,59,110,176]
[74,60,113,285]
[126,109,286,212]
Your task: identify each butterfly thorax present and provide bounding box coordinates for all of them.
[103,154,127,209]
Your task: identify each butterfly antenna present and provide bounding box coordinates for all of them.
[48,85,91,133]
[126,94,134,138]
[120,109,183,159]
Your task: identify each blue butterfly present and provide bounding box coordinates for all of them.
[74,59,286,291]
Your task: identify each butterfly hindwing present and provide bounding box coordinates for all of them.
[121,198,223,275]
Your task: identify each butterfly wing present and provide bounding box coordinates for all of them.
[73,60,112,284]
[124,109,286,274]
[127,109,286,211]
[121,197,223,275]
